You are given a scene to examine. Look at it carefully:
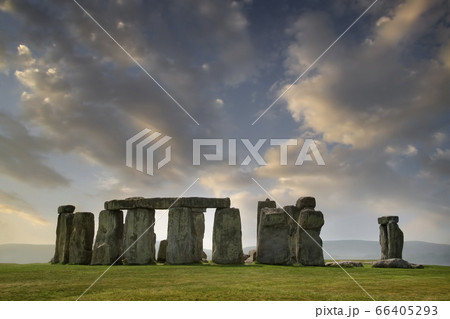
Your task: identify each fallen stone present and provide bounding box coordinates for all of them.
[57,205,75,214]
[91,210,124,265]
[212,208,243,264]
[157,239,168,263]
[166,207,197,264]
[296,197,316,210]
[257,208,291,265]
[69,212,95,265]
[52,209,74,264]
[105,197,230,210]
[325,261,363,267]
[245,249,257,264]
[123,208,156,265]
[202,251,208,261]
[372,258,423,269]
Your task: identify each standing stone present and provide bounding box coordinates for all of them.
[69,212,95,265]
[297,207,325,266]
[257,199,276,239]
[91,210,124,265]
[284,205,301,265]
[123,208,156,265]
[378,216,404,259]
[257,208,291,265]
[52,205,75,264]
[387,221,404,259]
[212,208,243,264]
[379,224,388,259]
[192,208,205,262]
[157,239,168,263]
[166,207,197,264]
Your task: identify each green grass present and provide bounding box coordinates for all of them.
[0,262,449,301]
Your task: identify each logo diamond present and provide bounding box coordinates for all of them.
[126,128,172,176]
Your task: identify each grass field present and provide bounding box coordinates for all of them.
[0,262,449,301]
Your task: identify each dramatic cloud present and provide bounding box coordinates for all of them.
[0,0,448,247]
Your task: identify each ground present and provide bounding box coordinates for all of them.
[0,262,448,301]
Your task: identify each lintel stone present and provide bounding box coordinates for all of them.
[378,216,399,225]
[105,197,230,210]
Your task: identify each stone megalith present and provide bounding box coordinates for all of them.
[166,207,197,264]
[296,197,316,210]
[257,198,276,239]
[68,212,95,265]
[257,207,291,265]
[284,205,301,265]
[192,208,206,262]
[378,216,403,259]
[52,205,75,264]
[157,239,168,263]
[123,208,156,265]
[91,209,124,265]
[212,207,243,264]
[297,205,325,266]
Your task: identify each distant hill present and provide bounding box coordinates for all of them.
[1,240,449,265]
[0,244,54,264]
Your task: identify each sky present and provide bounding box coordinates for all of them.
[0,0,449,249]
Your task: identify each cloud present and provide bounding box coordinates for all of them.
[281,0,449,148]
[0,0,259,194]
[0,189,48,225]
[0,111,70,187]
[251,0,450,243]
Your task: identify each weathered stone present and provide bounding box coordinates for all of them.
[91,210,124,265]
[297,209,325,266]
[298,208,324,229]
[257,198,276,238]
[387,221,403,259]
[257,208,291,265]
[52,210,74,264]
[105,197,231,210]
[201,251,208,261]
[283,205,301,223]
[57,205,75,214]
[297,229,324,266]
[378,216,404,260]
[325,261,363,267]
[166,207,197,264]
[123,208,156,265]
[157,239,168,263]
[296,197,316,210]
[245,249,257,264]
[68,212,95,265]
[379,224,388,259]
[192,209,205,262]
[284,206,300,265]
[378,216,399,225]
[372,258,420,269]
[212,208,243,264]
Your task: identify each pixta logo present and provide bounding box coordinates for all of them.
[193,138,325,166]
[126,128,172,176]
